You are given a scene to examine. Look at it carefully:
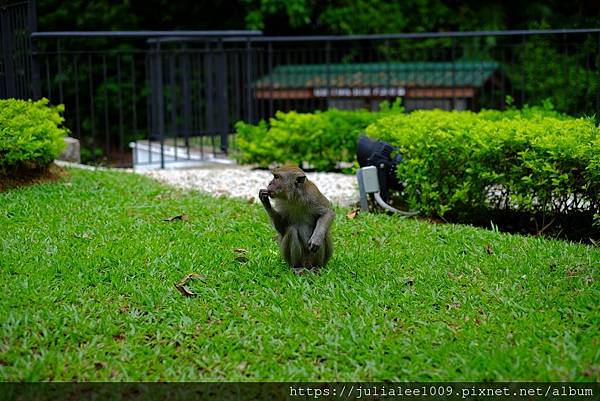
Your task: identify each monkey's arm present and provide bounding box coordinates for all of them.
[259,189,288,236]
[308,209,335,252]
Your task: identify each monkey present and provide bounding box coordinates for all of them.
[259,165,335,272]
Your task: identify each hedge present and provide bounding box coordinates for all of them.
[234,100,404,170]
[0,98,68,171]
[366,108,600,220]
[234,102,599,226]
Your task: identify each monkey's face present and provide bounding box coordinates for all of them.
[266,172,286,198]
[267,169,306,200]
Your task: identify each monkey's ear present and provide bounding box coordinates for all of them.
[296,175,306,184]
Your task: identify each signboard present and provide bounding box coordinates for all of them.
[313,87,406,98]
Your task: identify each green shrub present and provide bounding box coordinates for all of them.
[0,98,68,171]
[366,108,600,221]
[234,100,403,170]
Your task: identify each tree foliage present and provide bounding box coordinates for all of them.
[36,0,600,34]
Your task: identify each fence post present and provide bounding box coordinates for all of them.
[451,38,456,110]
[325,40,331,107]
[1,4,16,98]
[245,38,254,123]
[28,0,41,99]
[216,38,229,154]
[181,50,191,149]
[520,34,525,107]
[204,42,215,156]
[151,41,165,169]
[597,32,600,120]
[268,41,274,117]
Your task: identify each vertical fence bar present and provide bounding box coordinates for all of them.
[267,41,274,117]
[451,38,456,110]
[146,51,154,165]
[155,42,165,169]
[197,51,204,157]
[144,51,152,165]
[228,49,242,149]
[73,55,81,140]
[204,42,215,156]
[258,45,265,120]
[88,54,96,162]
[245,38,253,122]
[168,53,178,160]
[102,54,110,164]
[1,7,16,97]
[57,39,64,104]
[325,41,331,109]
[28,0,41,99]
[232,51,241,148]
[181,50,191,152]
[563,33,568,111]
[216,39,229,154]
[117,54,124,166]
[500,43,506,109]
[44,55,50,97]
[520,34,525,107]
[284,47,291,113]
[131,55,138,144]
[597,32,600,119]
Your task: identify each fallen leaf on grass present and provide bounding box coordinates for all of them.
[446,302,461,310]
[346,209,359,220]
[73,232,92,239]
[164,214,189,222]
[174,272,206,297]
[234,248,249,263]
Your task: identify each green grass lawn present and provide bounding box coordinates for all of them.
[0,168,598,381]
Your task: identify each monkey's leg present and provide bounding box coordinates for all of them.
[307,233,333,269]
[281,226,305,269]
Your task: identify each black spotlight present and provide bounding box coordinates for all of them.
[356,135,404,203]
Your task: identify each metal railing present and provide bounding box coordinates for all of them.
[2,2,599,169]
[30,31,261,167]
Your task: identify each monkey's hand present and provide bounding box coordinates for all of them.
[259,189,272,209]
[308,235,322,253]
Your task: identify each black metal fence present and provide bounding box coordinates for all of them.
[0,0,37,99]
[1,1,599,168]
[30,32,263,167]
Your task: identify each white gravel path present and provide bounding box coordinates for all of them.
[140,166,359,207]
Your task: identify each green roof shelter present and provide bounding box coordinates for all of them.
[254,61,504,111]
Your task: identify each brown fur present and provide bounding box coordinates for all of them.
[259,166,335,271]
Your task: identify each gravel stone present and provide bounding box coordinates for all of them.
[140,166,359,207]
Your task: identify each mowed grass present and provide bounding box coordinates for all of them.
[0,168,598,381]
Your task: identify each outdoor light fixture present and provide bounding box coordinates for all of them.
[356,135,417,215]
